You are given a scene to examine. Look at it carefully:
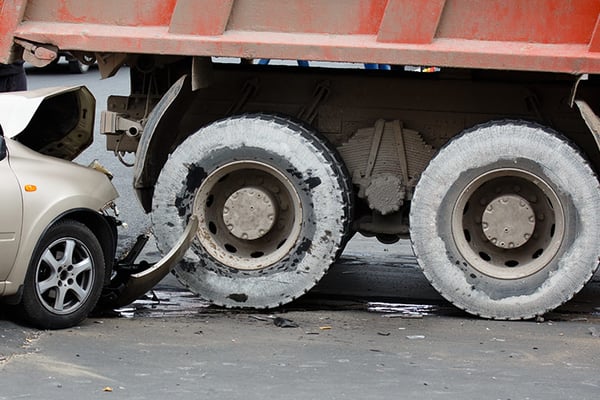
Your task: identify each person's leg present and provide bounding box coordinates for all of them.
[7,71,27,91]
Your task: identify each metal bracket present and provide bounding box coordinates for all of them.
[14,39,57,67]
[101,111,144,138]
[365,119,386,179]
[96,52,128,79]
[392,120,410,185]
[569,74,589,108]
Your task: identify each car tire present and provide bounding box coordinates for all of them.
[20,220,105,329]
[410,120,600,319]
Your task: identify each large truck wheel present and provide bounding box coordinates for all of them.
[410,121,600,320]
[152,114,352,308]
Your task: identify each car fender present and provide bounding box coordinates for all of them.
[2,140,118,297]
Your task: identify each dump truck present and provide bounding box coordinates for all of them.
[3,0,600,320]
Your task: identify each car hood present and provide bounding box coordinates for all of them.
[0,86,95,160]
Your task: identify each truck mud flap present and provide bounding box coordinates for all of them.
[132,74,193,212]
[100,216,198,309]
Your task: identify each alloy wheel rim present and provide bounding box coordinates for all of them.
[35,237,95,314]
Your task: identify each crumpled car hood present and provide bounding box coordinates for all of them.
[0,86,95,160]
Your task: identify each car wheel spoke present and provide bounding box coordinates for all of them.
[41,248,61,271]
[61,239,76,265]
[71,283,88,302]
[72,257,92,276]
[53,286,68,311]
[37,273,59,294]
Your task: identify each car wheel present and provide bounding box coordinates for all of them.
[410,120,600,319]
[152,114,352,308]
[20,220,105,329]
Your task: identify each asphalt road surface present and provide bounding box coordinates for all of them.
[1,63,599,400]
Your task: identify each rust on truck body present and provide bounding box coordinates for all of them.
[2,0,600,74]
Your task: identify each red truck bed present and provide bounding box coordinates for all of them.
[2,0,600,74]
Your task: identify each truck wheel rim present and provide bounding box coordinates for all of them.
[192,161,303,271]
[35,238,95,315]
[451,168,565,280]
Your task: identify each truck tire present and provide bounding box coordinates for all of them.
[410,120,600,320]
[152,114,352,308]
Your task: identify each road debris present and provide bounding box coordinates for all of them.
[367,302,437,318]
[381,313,424,319]
[249,315,271,322]
[273,317,299,328]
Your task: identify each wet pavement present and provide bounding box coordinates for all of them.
[107,236,600,324]
[4,63,597,399]
[2,237,600,399]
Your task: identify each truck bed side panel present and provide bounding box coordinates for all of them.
[2,0,600,73]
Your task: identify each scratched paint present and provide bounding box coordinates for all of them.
[26,0,178,26]
[6,0,600,73]
[437,0,600,44]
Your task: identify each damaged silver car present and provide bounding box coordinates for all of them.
[0,86,119,329]
[0,86,199,329]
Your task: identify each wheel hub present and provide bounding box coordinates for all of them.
[452,168,565,280]
[192,161,303,271]
[223,187,277,240]
[481,194,535,249]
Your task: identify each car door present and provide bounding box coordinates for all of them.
[0,136,23,280]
